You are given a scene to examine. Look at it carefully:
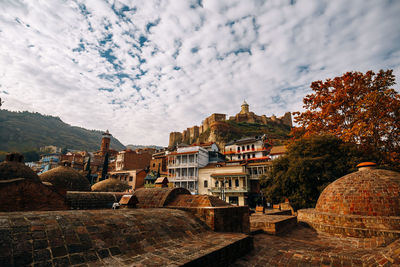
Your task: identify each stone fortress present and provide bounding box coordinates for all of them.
[169,101,293,147]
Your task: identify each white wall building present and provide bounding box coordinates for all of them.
[198,162,249,206]
[167,146,209,194]
[224,136,270,161]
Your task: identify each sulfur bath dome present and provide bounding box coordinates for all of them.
[0,153,40,183]
[91,178,130,192]
[315,167,400,217]
[40,166,91,191]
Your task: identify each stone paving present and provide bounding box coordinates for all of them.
[233,225,400,266]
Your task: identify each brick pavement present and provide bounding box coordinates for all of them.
[233,225,400,266]
[0,208,252,266]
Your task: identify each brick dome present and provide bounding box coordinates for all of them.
[0,153,40,183]
[316,168,400,216]
[39,166,91,191]
[91,178,130,192]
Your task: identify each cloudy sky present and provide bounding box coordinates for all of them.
[1,0,399,146]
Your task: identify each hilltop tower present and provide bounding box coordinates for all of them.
[240,100,249,114]
[100,130,111,156]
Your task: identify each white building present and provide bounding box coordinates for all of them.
[224,136,270,161]
[198,162,249,206]
[269,146,287,160]
[167,146,209,194]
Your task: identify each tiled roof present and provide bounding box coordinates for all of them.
[269,146,287,155]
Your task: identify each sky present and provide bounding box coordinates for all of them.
[1,0,399,146]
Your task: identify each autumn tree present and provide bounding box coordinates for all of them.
[294,70,400,168]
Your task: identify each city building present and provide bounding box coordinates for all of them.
[224,136,270,161]
[269,145,287,160]
[198,161,249,206]
[109,169,147,191]
[149,149,168,175]
[115,148,155,171]
[167,145,209,194]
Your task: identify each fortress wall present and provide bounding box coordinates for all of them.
[0,209,252,266]
[168,131,183,147]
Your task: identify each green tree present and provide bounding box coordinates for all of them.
[22,150,40,162]
[261,135,363,210]
[84,157,92,184]
[101,153,109,180]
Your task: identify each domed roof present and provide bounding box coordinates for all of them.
[39,166,90,191]
[316,168,400,216]
[91,178,130,192]
[0,153,40,183]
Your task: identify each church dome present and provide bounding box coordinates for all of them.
[39,166,91,191]
[0,153,40,183]
[91,178,130,192]
[315,168,400,217]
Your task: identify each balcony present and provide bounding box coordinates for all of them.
[168,162,198,168]
[169,176,197,182]
[209,187,248,193]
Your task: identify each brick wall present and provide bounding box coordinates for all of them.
[298,208,400,247]
[66,192,128,210]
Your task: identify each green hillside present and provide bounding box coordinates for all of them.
[0,110,125,152]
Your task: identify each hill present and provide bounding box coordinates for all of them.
[126,144,164,150]
[0,110,125,152]
[199,120,291,148]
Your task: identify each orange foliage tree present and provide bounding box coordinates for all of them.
[293,70,400,168]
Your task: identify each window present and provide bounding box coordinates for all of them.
[228,180,232,187]
[247,145,250,150]
[253,154,255,158]
[238,155,241,159]
[242,146,245,151]
[129,176,133,181]
[235,179,239,187]
[237,147,240,152]
[215,181,218,187]
[251,144,255,150]
[229,196,239,205]
[153,163,155,167]
[204,180,208,188]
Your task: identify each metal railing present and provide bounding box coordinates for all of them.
[169,176,197,181]
[168,162,198,168]
[209,187,248,193]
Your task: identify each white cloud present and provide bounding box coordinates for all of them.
[0,0,399,146]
